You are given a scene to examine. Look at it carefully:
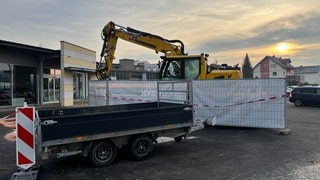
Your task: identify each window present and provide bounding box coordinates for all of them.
[14,66,37,104]
[293,88,301,93]
[184,59,200,80]
[0,63,12,106]
[73,72,87,100]
[301,88,316,94]
[168,61,181,77]
[43,68,61,103]
[161,60,181,80]
[270,64,276,68]
[272,72,277,76]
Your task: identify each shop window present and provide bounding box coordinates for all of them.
[13,66,37,105]
[0,63,12,106]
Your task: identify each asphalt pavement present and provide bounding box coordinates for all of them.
[0,102,319,180]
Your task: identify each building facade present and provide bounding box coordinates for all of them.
[0,40,96,107]
[294,65,320,85]
[0,40,160,108]
[110,59,158,80]
[253,55,294,78]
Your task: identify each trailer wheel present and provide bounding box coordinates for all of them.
[89,140,117,166]
[129,135,154,161]
[174,136,183,143]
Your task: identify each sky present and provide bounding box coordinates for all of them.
[1,0,320,67]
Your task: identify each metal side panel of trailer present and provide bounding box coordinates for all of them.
[38,102,193,146]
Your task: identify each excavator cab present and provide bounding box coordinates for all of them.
[159,55,201,80]
[159,54,242,80]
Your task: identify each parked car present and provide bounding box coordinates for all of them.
[286,86,297,95]
[289,86,320,106]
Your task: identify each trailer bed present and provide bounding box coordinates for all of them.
[38,102,193,144]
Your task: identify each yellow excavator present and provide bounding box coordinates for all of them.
[96,21,242,80]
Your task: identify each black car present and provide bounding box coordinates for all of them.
[289,86,320,106]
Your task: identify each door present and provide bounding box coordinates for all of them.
[73,73,86,100]
[43,77,60,103]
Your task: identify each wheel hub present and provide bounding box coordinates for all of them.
[137,142,148,154]
[98,147,111,160]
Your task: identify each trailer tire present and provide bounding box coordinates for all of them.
[129,135,154,161]
[89,140,117,166]
[174,136,183,143]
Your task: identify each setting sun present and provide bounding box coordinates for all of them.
[276,42,289,52]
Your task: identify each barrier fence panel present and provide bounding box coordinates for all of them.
[89,81,158,106]
[89,80,191,106]
[192,79,286,128]
[89,80,108,106]
[107,81,157,105]
[89,79,286,128]
[158,81,191,104]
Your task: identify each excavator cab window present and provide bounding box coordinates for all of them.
[160,60,182,80]
[184,59,200,80]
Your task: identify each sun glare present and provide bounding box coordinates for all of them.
[276,42,289,52]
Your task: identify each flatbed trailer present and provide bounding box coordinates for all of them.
[36,102,196,166]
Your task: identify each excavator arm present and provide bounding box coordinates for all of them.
[96,21,186,80]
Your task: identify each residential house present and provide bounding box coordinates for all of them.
[294,65,320,85]
[253,55,294,78]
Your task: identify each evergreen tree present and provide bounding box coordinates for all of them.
[242,53,253,78]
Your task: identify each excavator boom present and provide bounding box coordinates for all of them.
[96,21,186,80]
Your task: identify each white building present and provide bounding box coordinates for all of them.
[294,65,320,85]
[0,40,96,107]
[135,60,159,72]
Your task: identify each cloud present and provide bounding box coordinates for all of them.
[190,10,320,66]
[0,0,319,66]
[199,11,320,50]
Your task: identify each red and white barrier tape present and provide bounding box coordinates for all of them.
[107,94,288,108]
[107,94,156,103]
[194,94,288,108]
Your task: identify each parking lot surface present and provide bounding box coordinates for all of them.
[0,102,319,180]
